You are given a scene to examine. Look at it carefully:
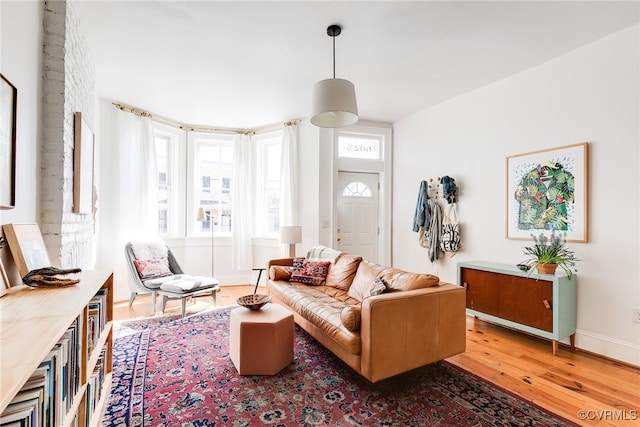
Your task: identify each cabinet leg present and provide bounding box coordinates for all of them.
[570,334,576,352]
[552,340,559,356]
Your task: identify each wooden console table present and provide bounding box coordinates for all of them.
[457,261,576,355]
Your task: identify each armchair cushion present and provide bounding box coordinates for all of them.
[133,258,172,280]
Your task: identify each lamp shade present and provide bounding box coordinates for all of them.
[280,226,302,244]
[196,207,207,221]
[310,78,358,128]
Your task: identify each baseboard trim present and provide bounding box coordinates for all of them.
[575,329,640,368]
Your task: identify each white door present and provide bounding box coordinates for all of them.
[336,172,379,262]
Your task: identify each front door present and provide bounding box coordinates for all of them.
[336,172,379,262]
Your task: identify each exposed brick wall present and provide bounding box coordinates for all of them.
[41,0,95,269]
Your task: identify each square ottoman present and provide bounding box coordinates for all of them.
[229,303,294,375]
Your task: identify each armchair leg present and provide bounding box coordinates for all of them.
[128,292,137,307]
[212,290,217,307]
[161,295,168,314]
[152,291,158,313]
[181,298,187,317]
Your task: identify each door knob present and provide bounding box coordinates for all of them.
[337,237,341,242]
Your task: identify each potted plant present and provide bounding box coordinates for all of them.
[519,232,579,279]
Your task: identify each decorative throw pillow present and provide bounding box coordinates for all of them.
[290,259,331,286]
[133,258,172,280]
[367,277,387,297]
[340,305,361,331]
[269,265,293,281]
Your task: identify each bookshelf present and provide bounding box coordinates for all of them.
[0,270,113,426]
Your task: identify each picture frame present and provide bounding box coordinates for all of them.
[506,142,588,242]
[0,73,17,210]
[73,111,95,214]
[2,223,51,277]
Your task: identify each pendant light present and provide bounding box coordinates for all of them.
[310,24,359,128]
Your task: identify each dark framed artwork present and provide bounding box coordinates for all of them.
[0,73,17,209]
[506,142,588,242]
[73,112,95,214]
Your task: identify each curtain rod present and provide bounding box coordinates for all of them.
[112,102,301,135]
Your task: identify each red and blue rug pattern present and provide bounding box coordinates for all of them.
[105,306,575,426]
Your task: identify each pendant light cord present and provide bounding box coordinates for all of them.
[332,34,336,79]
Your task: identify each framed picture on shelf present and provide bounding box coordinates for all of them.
[506,142,588,242]
[2,223,51,277]
[0,73,17,210]
[73,112,95,214]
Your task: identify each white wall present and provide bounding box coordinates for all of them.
[0,1,42,285]
[392,25,640,365]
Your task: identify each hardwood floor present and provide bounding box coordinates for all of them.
[113,285,640,426]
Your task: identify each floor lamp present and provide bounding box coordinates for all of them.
[280,226,302,258]
[197,207,215,277]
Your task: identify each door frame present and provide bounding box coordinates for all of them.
[319,121,392,265]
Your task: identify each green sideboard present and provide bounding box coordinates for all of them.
[457,261,577,355]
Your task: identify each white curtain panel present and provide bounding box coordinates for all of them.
[279,124,300,255]
[231,133,253,270]
[113,109,158,293]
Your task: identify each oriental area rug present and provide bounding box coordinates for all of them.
[104,306,576,427]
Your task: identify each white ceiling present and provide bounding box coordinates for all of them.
[74,1,640,129]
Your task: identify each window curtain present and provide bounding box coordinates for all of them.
[279,123,299,236]
[112,109,158,294]
[231,133,253,270]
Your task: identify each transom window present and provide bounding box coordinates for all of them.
[342,181,372,198]
[338,134,381,160]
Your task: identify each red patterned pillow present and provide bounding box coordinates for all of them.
[134,258,172,280]
[290,259,331,286]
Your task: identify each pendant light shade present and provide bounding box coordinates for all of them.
[311,78,358,128]
[310,25,358,128]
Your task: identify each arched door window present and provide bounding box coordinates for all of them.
[342,181,372,198]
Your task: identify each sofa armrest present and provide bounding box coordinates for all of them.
[267,258,295,269]
[359,283,466,382]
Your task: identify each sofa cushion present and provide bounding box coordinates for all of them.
[268,280,361,354]
[347,261,390,302]
[269,265,292,281]
[290,259,331,286]
[340,305,361,331]
[325,253,363,291]
[367,277,387,297]
[380,268,440,291]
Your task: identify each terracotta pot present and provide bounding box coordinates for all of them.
[536,263,558,275]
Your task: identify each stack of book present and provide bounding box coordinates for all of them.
[0,316,81,427]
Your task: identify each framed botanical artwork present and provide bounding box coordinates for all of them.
[73,112,95,214]
[506,142,588,242]
[2,223,51,277]
[0,73,17,209]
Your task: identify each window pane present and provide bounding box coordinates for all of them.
[155,134,171,234]
[338,135,380,159]
[254,132,282,236]
[195,135,234,234]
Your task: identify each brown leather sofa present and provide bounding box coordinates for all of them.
[266,251,466,383]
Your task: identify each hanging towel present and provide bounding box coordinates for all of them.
[427,198,443,262]
[441,176,458,204]
[412,180,430,232]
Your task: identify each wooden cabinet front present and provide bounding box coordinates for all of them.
[458,261,577,355]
